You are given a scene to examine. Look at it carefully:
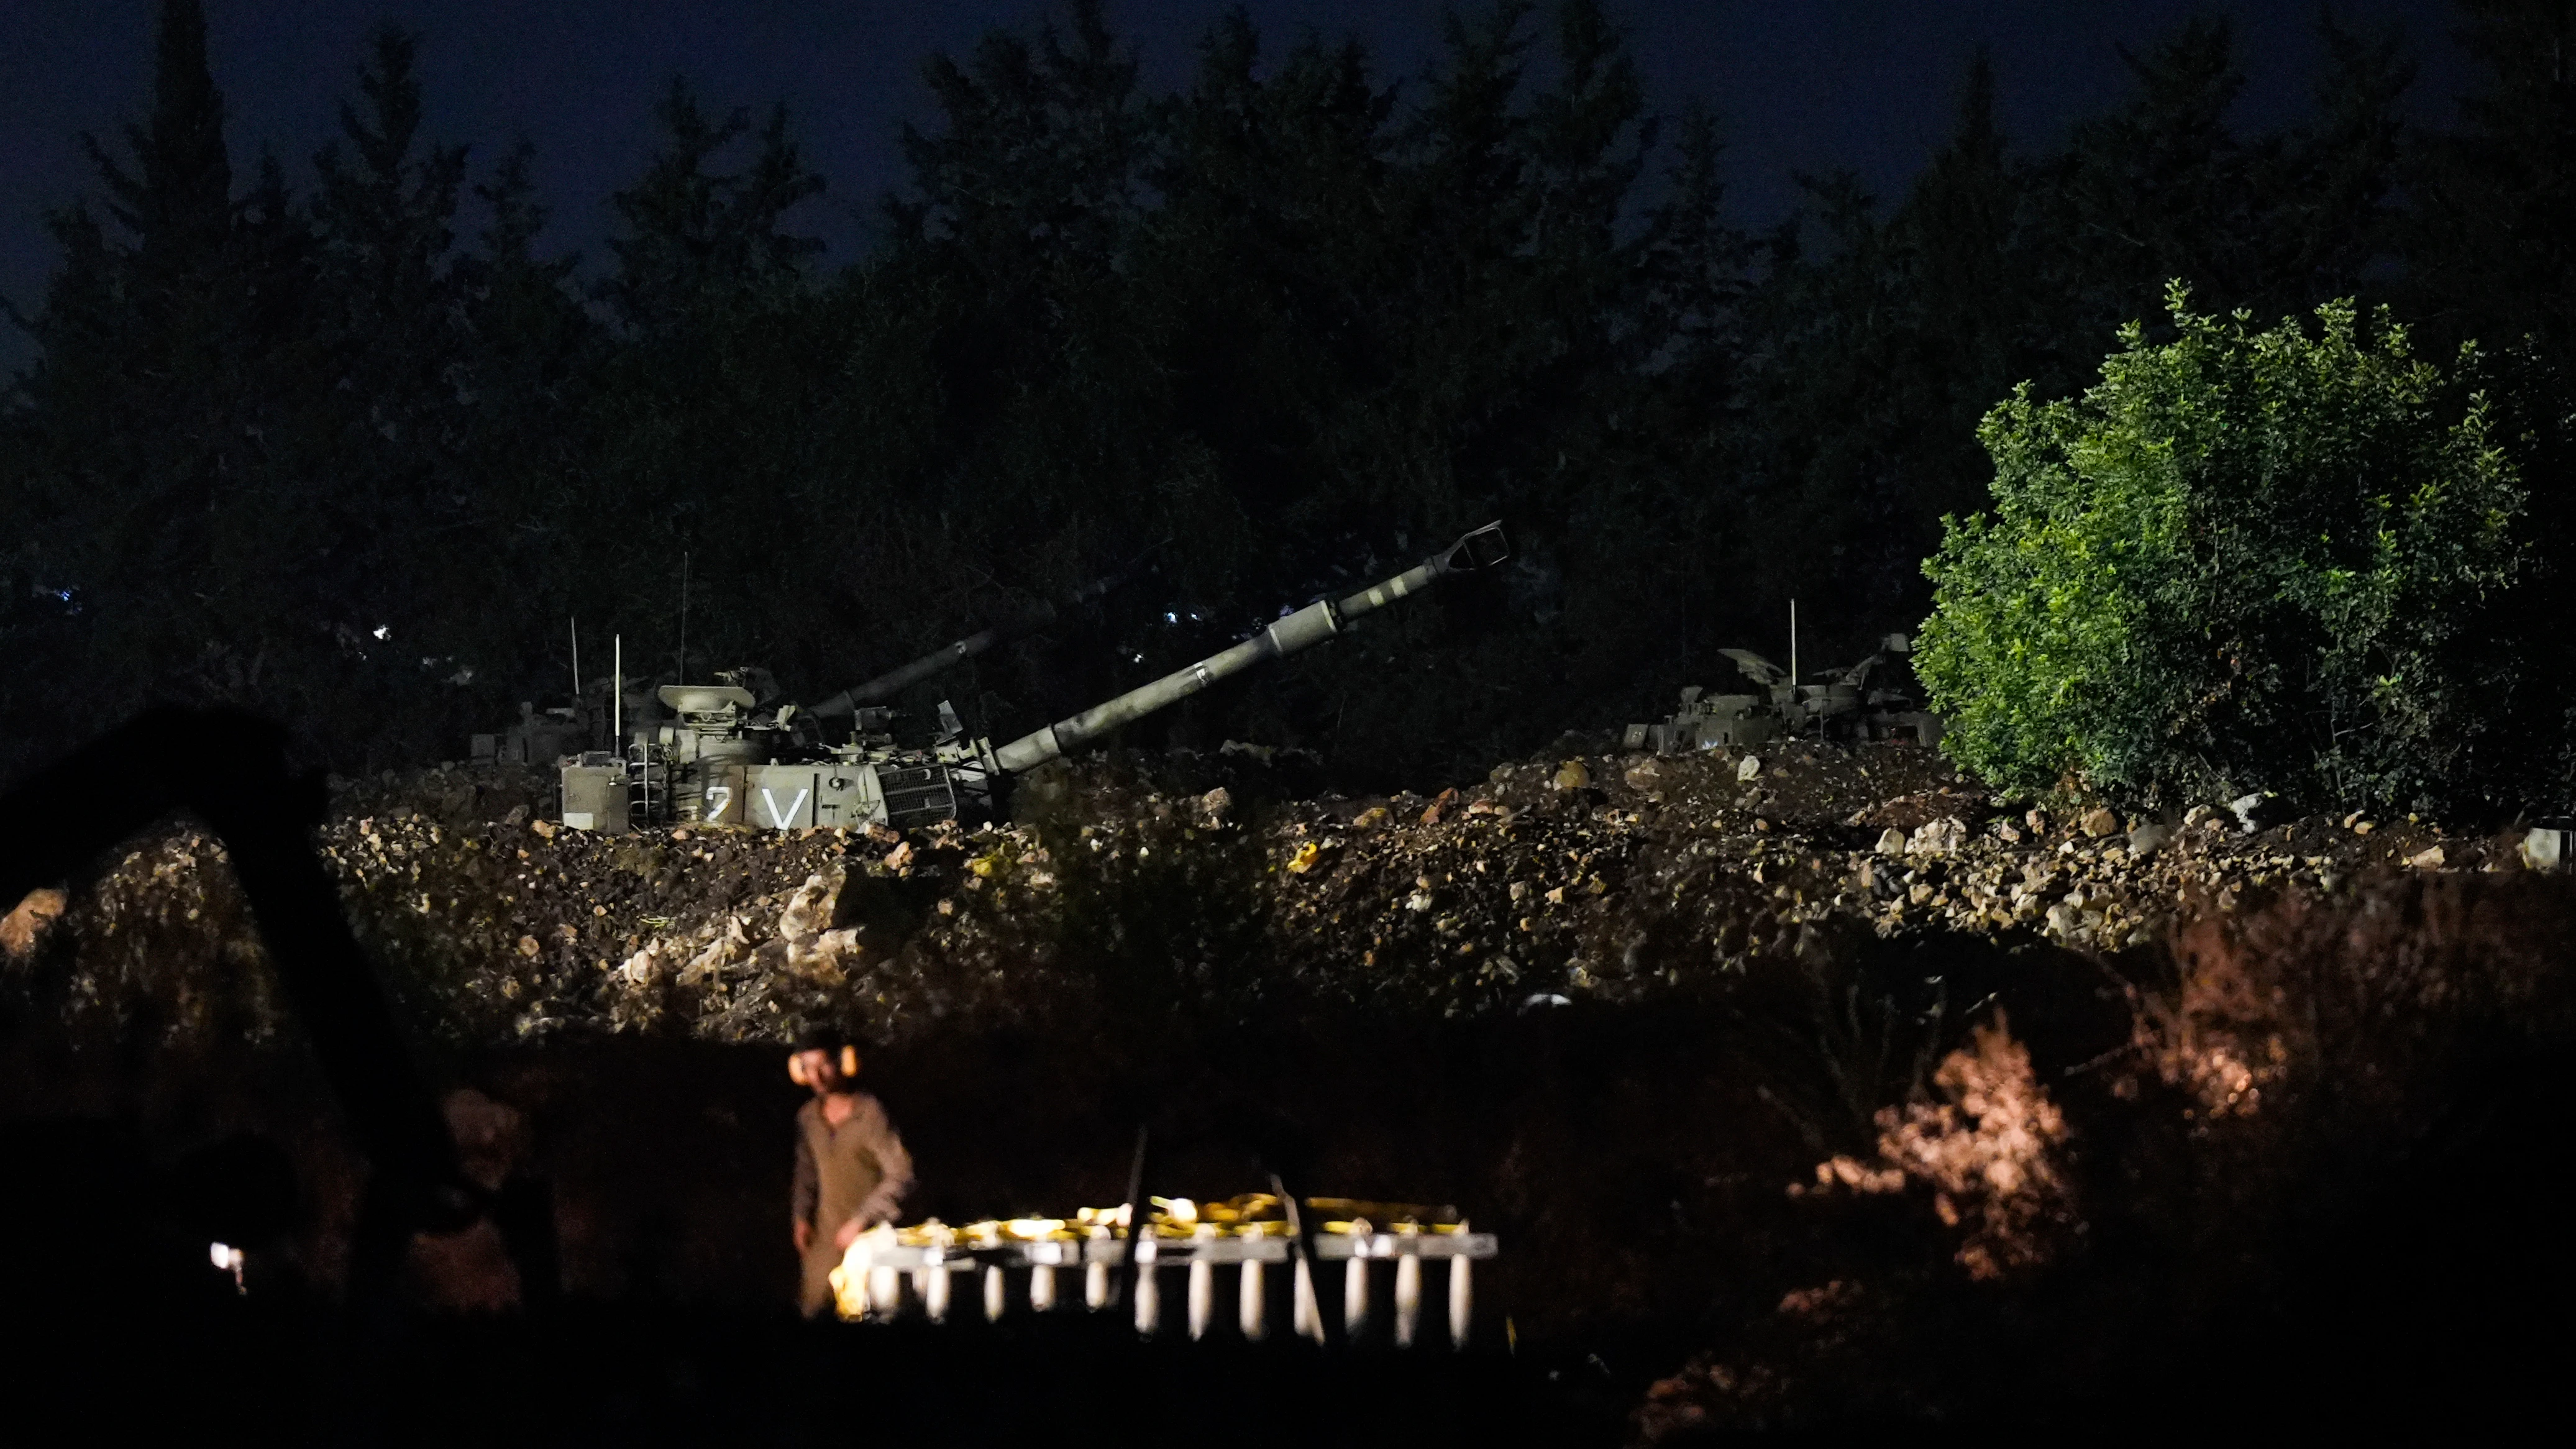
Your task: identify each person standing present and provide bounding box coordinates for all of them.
[788,1028,913,1317]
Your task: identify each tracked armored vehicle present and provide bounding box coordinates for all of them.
[1625,633,1942,754]
[560,523,1510,833]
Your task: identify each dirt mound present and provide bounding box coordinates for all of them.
[5,741,2541,1054]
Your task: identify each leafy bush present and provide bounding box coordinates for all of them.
[1917,287,2525,813]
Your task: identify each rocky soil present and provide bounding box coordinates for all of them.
[9,738,2533,1053]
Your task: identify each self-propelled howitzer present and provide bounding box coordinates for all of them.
[557,523,1510,833]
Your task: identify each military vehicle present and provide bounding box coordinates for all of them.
[1624,633,1941,754]
[569,564,1152,831]
[559,523,1511,833]
[507,559,1154,773]
[473,700,591,767]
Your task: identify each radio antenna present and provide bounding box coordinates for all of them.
[1789,598,1801,735]
[678,552,691,686]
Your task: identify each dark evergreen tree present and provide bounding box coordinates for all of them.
[298,25,490,761]
[4,0,327,764]
[603,82,824,332]
[583,81,846,690]
[2408,0,2576,350]
[448,139,601,697]
[2273,14,2414,304]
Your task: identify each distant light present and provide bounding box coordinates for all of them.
[1165,611,1177,623]
[372,625,391,641]
[209,1241,246,1293]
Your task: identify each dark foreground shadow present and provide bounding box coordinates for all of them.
[12,1295,1597,1447]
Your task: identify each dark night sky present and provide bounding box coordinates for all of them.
[2,1,2469,348]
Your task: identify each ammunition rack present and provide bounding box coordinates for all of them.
[830,1217,1496,1348]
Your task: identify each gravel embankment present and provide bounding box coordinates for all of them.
[12,741,2531,1049]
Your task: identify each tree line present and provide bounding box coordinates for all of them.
[4,0,2570,802]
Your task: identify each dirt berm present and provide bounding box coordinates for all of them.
[14,738,2510,1049]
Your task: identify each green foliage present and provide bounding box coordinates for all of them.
[1919,288,2524,811]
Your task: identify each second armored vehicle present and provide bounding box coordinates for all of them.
[1624,633,1942,754]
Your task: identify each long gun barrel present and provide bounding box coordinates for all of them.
[809,561,1147,720]
[992,522,1509,774]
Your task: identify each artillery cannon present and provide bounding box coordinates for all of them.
[804,552,1151,722]
[559,523,1510,833]
[539,564,1144,820]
